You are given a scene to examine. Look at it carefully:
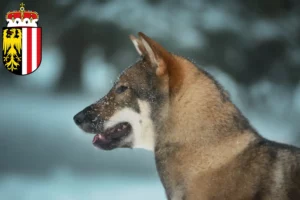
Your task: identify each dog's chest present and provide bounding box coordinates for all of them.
[155,149,187,199]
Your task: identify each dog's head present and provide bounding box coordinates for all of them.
[74,32,182,151]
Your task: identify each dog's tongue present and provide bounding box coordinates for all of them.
[93,134,106,144]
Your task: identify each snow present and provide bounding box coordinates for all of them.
[0,172,164,200]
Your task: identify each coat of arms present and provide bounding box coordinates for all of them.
[2,2,42,75]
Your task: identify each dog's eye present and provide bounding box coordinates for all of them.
[115,85,128,94]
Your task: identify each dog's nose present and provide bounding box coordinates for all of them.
[73,112,85,125]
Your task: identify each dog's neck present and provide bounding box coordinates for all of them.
[153,57,259,199]
[155,57,257,169]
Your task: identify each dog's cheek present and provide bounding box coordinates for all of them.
[114,91,134,108]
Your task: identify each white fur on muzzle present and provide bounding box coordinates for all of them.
[104,100,155,151]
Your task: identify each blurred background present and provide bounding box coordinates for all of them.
[0,0,300,199]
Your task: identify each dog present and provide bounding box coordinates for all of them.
[74,32,300,200]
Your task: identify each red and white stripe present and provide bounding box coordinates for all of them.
[21,28,42,75]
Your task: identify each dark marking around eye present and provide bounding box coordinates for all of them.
[115,85,128,94]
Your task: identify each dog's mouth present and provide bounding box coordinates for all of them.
[92,122,132,150]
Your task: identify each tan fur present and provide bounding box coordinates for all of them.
[153,56,256,199]
[133,34,300,199]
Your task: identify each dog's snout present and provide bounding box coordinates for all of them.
[73,112,85,125]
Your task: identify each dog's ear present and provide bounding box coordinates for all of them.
[130,33,172,77]
[129,35,145,56]
[130,33,183,93]
[139,32,171,77]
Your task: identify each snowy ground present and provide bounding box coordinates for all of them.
[0,173,164,200]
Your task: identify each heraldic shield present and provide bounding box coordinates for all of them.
[2,27,42,75]
[2,3,42,75]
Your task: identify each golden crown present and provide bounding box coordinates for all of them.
[6,3,39,27]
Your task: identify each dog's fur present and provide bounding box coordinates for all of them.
[74,32,300,200]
